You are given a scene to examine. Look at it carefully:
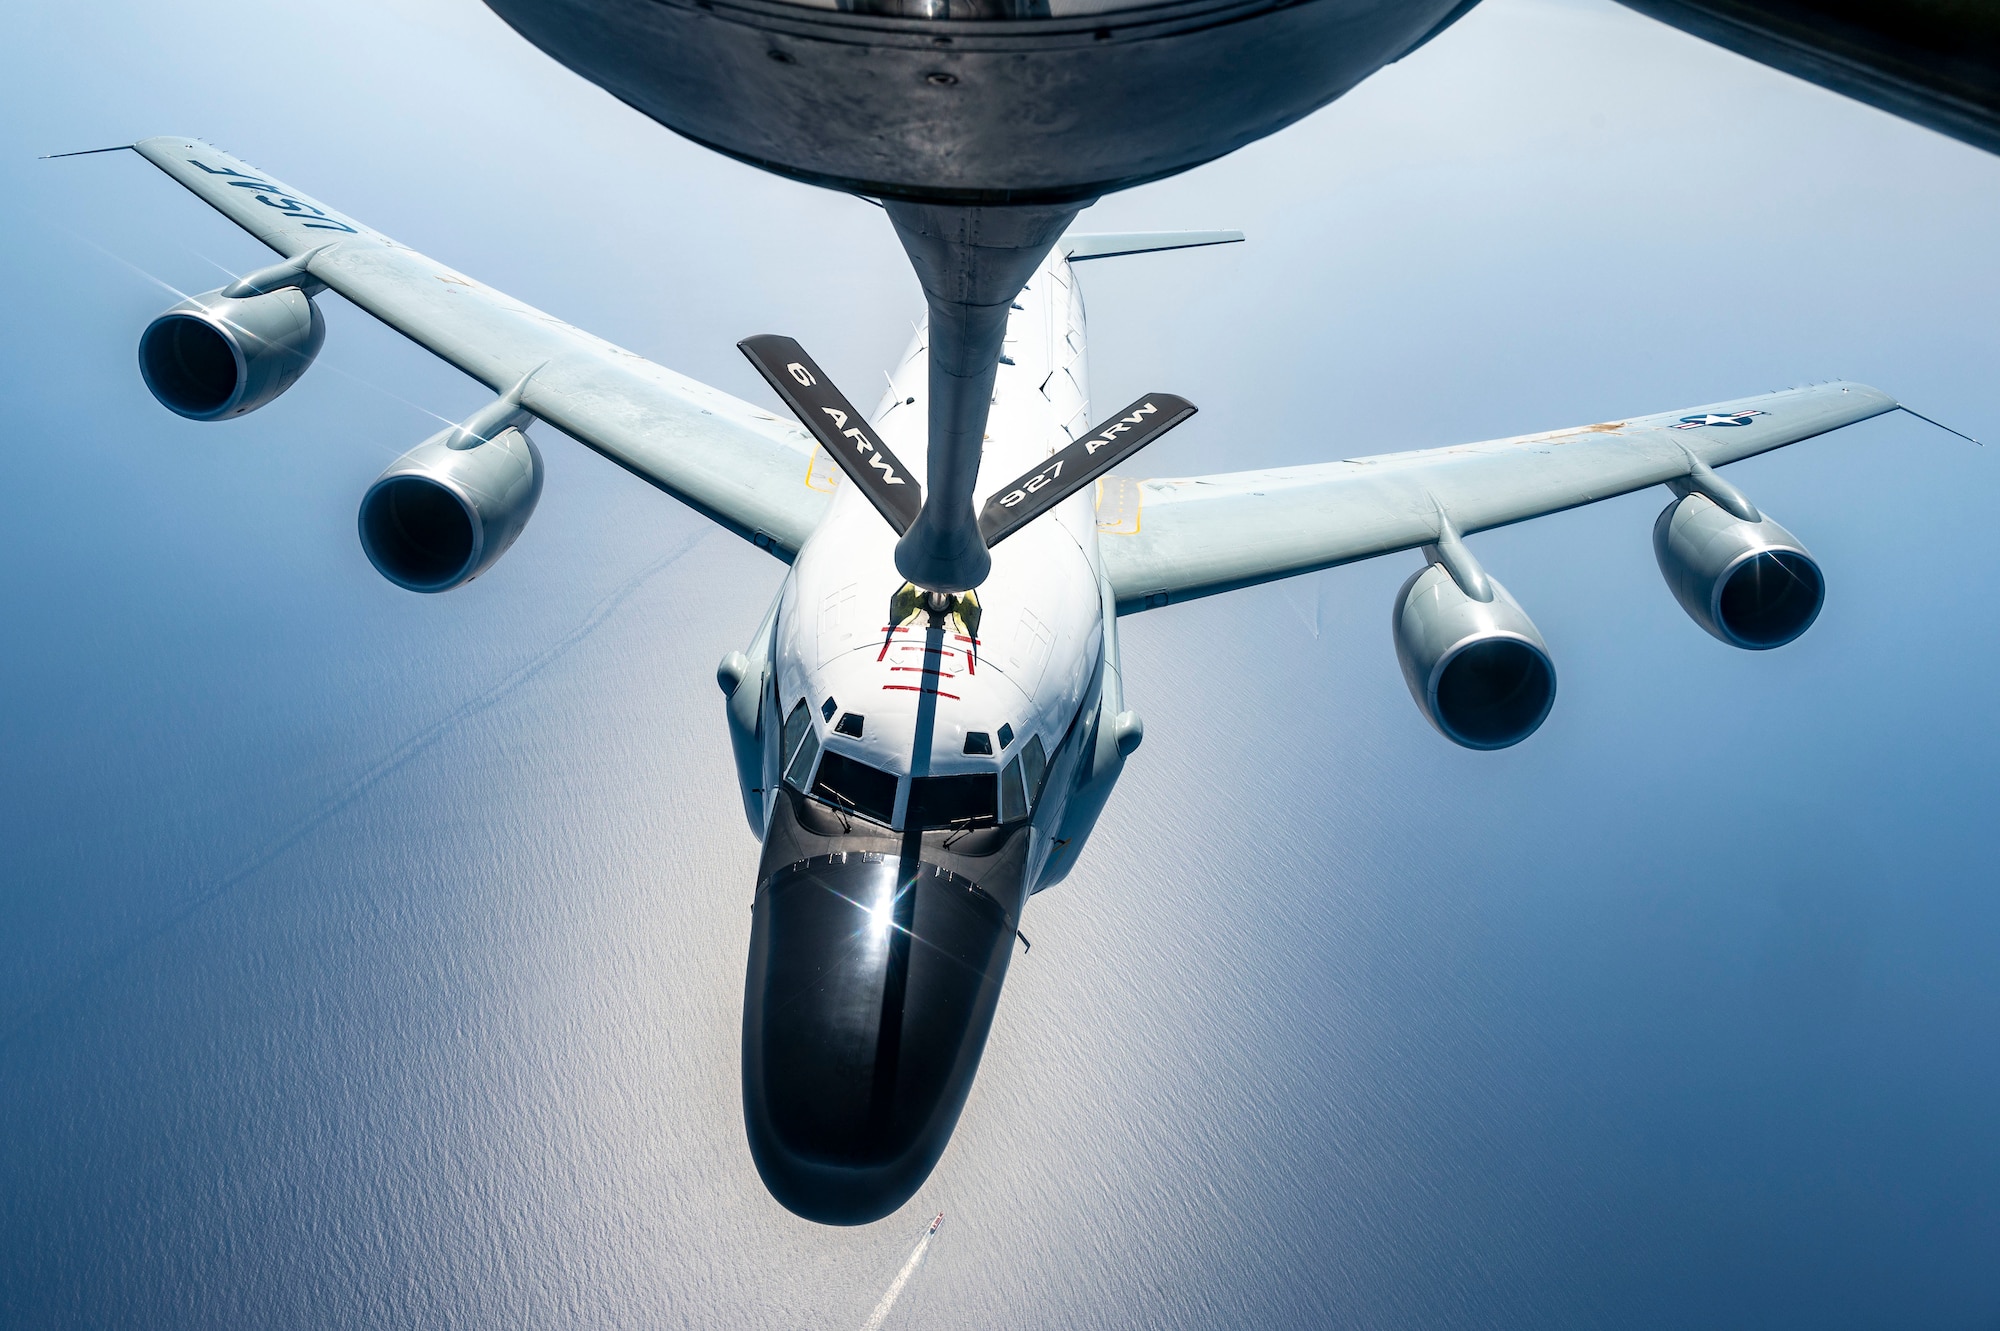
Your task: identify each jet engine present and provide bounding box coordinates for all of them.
[1393,559,1557,750]
[358,424,543,592]
[139,287,324,421]
[1653,491,1824,649]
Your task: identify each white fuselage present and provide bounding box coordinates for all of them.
[752,249,1118,888]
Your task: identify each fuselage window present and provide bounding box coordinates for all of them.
[835,712,865,738]
[810,750,898,825]
[909,773,999,830]
[999,756,1028,823]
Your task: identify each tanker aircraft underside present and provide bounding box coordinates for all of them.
[103,138,1904,1223]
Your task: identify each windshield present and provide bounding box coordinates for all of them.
[908,773,1000,829]
[812,750,900,825]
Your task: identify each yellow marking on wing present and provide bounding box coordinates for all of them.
[1095,475,1142,535]
[806,446,842,493]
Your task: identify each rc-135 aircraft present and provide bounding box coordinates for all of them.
[117,137,1898,1224]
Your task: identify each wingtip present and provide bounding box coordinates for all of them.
[1061,229,1248,261]
[1899,403,1981,446]
[39,143,135,160]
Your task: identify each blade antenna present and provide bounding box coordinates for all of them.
[1900,404,1981,445]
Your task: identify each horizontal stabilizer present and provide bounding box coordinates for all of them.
[738,334,922,535]
[978,393,1196,547]
[1061,231,1244,262]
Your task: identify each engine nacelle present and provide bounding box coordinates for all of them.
[358,425,543,592]
[1393,561,1557,750]
[139,287,324,421]
[1653,492,1823,649]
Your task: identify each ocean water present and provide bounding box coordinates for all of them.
[5,0,2000,1326]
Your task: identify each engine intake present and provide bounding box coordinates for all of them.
[1393,560,1556,750]
[359,425,543,592]
[1653,492,1823,649]
[139,287,324,420]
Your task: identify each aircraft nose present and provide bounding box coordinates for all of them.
[742,851,1019,1225]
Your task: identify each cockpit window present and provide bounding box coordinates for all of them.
[780,699,813,790]
[908,773,999,829]
[781,699,808,764]
[784,718,820,793]
[820,696,838,722]
[997,722,1015,750]
[1022,733,1049,804]
[835,712,865,738]
[996,732,1050,824]
[999,756,1028,823]
[811,750,898,825]
[962,731,992,755]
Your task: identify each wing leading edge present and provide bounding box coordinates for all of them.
[1099,382,1898,613]
[123,142,1899,595]
[131,137,830,558]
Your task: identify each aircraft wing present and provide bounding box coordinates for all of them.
[1098,381,1898,613]
[131,137,830,558]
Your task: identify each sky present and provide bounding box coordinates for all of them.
[2,0,1998,1327]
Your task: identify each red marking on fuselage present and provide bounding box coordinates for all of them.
[882,684,960,700]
